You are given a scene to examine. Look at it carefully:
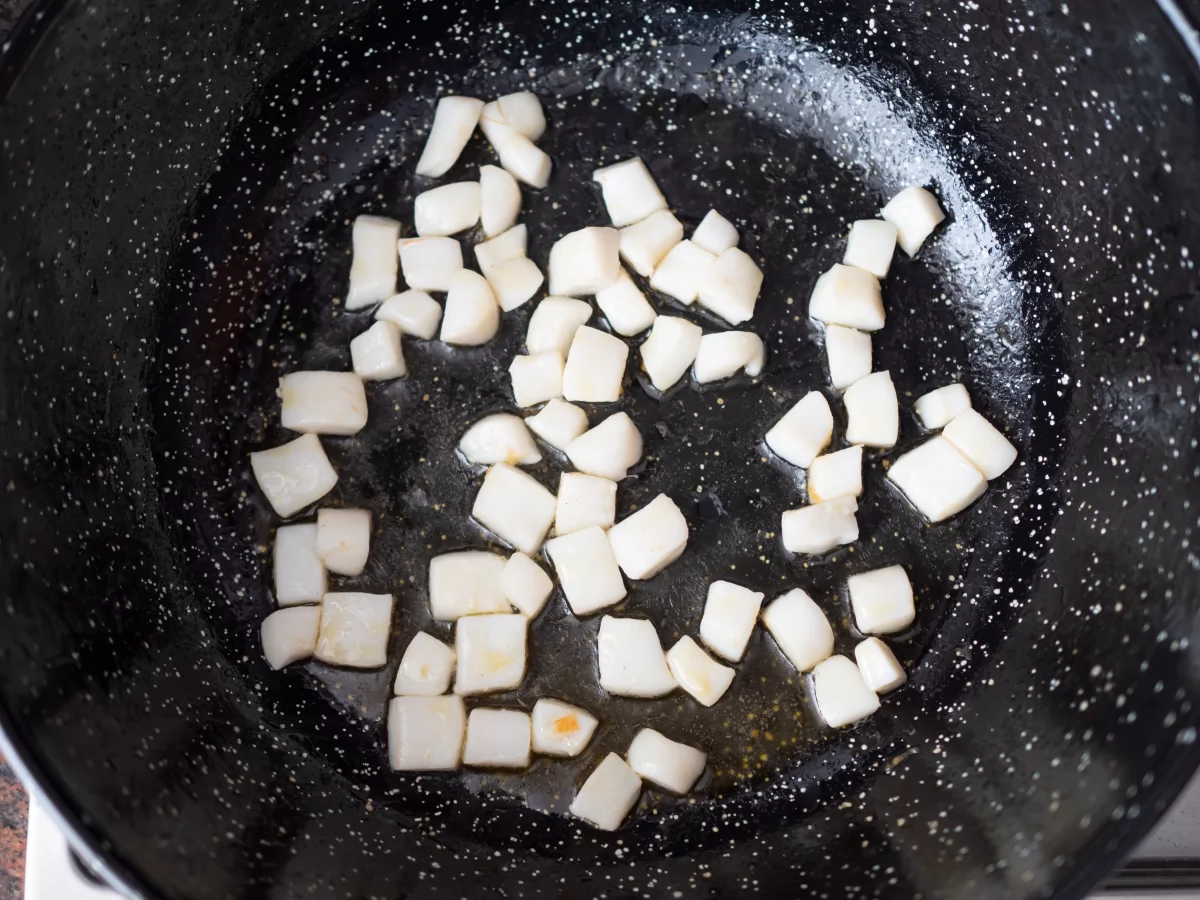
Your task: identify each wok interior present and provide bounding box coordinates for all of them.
[1,2,1198,899]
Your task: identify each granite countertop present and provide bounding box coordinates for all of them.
[0,753,26,900]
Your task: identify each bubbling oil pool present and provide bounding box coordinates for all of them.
[239,32,1009,826]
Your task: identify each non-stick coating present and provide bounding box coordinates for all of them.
[1,2,1199,899]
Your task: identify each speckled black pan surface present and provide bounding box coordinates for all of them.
[1,1,1200,898]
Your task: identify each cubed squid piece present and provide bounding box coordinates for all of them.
[315,507,371,576]
[500,552,554,618]
[279,371,368,436]
[809,263,885,331]
[666,636,735,707]
[843,219,898,279]
[351,320,407,381]
[570,753,642,831]
[479,165,521,238]
[561,325,629,403]
[691,209,739,255]
[619,209,684,277]
[781,496,859,555]
[807,445,864,504]
[592,157,668,228]
[488,257,544,312]
[471,463,557,554]
[394,632,457,696]
[764,390,834,468]
[825,324,872,390]
[400,236,464,292]
[848,564,915,634]
[525,398,589,452]
[887,436,986,522]
[544,525,627,616]
[479,117,552,188]
[843,370,899,448]
[531,698,599,757]
[428,551,510,620]
[692,331,765,384]
[375,290,443,340]
[548,226,621,296]
[881,185,946,257]
[458,413,542,467]
[566,412,643,480]
[388,695,466,771]
[346,215,401,310]
[482,91,546,141]
[854,637,907,694]
[555,472,617,535]
[607,494,689,580]
[639,315,702,392]
[314,592,394,668]
[595,268,657,337]
[699,580,765,663]
[697,248,764,325]
[415,96,484,178]
[597,616,677,698]
[250,433,338,518]
[475,223,528,279]
[525,296,592,356]
[462,708,532,768]
[414,182,481,237]
[649,239,715,305]
[509,351,564,408]
[914,383,972,431]
[454,613,528,695]
[812,655,880,728]
[273,523,327,606]
[440,269,500,346]
[942,409,1018,479]
[761,588,835,672]
[261,606,321,670]
[626,729,707,793]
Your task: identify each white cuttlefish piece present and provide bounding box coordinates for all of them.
[400,236,464,293]
[273,523,326,606]
[761,588,834,672]
[650,239,715,305]
[887,436,986,522]
[279,371,367,436]
[261,606,321,671]
[812,655,880,728]
[394,632,457,696]
[458,413,542,467]
[525,398,588,452]
[809,263,884,331]
[914,383,972,431]
[619,210,684,277]
[639,315,702,392]
[482,91,546,141]
[781,496,859,555]
[692,331,765,383]
[597,615,677,698]
[807,446,864,504]
[843,370,899,448]
[351,321,406,381]
[314,592,393,668]
[561,325,628,403]
[691,209,739,255]
[440,269,500,346]
[531,698,599,757]
[555,472,617,535]
[315,507,371,576]
[415,96,484,178]
[855,637,907,694]
[346,215,401,310]
[606,494,689,580]
[825,325,872,390]
[592,157,669,227]
[881,185,946,256]
[414,182,481,237]
[509,351,564,408]
[500,552,554,618]
[544,525,627,616]
[479,165,521,238]
[428,551,511,621]
[525,296,592,356]
[565,412,642,480]
[454,613,528,695]
[843,219,898,279]
[764,391,834,468]
[250,433,338,518]
[462,708,532,768]
[848,564,916,635]
[666,636,735,707]
[570,753,642,831]
[375,290,443,340]
[387,695,466,771]
[471,463,556,554]
[942,409,1018,479]
[548,226,621,296]
[626,729,707,793]
[697,248,763,325]
[698,580,764,663]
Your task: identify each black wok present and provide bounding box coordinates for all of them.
[1,1,1199,898]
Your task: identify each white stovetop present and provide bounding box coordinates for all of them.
[24,778,1200,899]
